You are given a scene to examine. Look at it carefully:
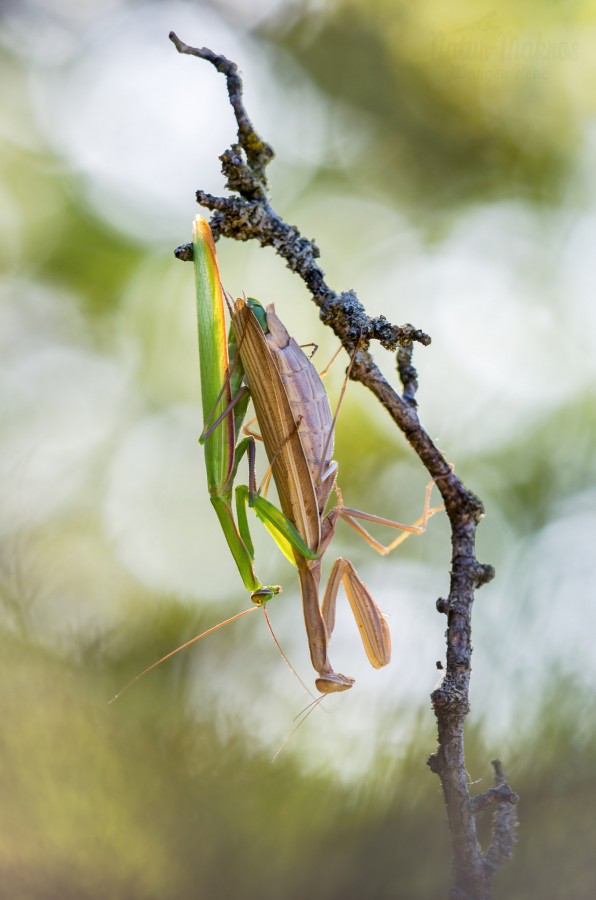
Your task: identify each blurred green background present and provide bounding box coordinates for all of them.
[1,1,595,898]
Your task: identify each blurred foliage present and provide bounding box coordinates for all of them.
[473,388,596,535]
[267,1,594,213]
[1,625,594,899]
[1,1,596,898]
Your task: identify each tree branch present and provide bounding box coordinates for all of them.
[170,31,517,898]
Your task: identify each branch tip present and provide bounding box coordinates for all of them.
[436,597,450,614]
[175,243,193,262]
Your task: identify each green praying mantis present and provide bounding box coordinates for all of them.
[110,215,443,703]
[191,216,316,605]
[192,215,443,693]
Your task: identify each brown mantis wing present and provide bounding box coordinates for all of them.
[261,304,338,519]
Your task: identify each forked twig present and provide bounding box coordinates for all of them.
[169,31,516,899]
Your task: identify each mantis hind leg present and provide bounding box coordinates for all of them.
[335,479,445,556]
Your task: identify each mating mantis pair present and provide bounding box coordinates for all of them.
[192,215,443,694]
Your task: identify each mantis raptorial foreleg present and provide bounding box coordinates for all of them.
[321,557,390,670]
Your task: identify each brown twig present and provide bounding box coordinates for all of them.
[169,31,517,898]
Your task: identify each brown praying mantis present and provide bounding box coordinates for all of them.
[110,216,443,702]
[231,295,443,692]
